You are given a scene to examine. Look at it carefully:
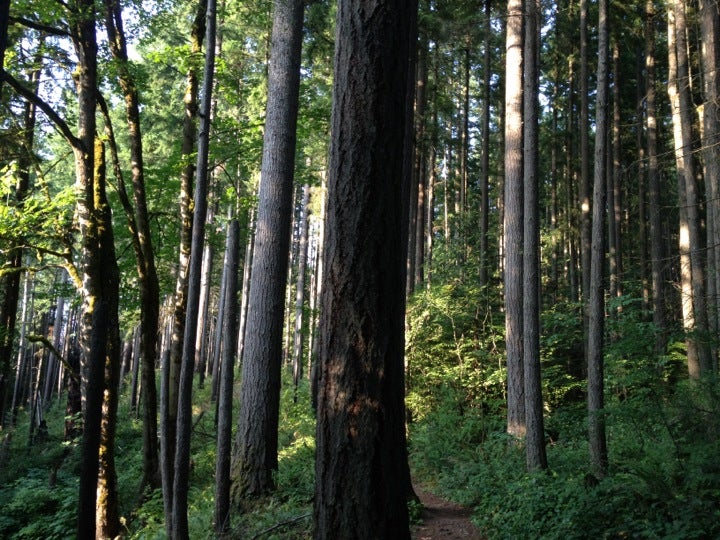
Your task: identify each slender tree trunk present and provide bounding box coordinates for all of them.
[196,198,216,388]
[292,184,311,398]
[172,0,217,534]
[588,0,609,479]
[646,0,667,351]
[214,219,240,534]
[231,0,304,500]
[523,0,547,471]
[480,0,492,287]
[103,0,161,493]
[94,138,123,539]
[580,0,591,308]
[314,0,416,536]
[161,1,206,529]
[504,0,525,439]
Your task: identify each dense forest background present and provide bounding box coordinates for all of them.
[0,0,719,537]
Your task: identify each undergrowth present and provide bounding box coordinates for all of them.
[407,288,720,539]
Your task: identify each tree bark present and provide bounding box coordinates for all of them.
[646,0,667,352]
[668,0,713,377]
[479,0,492,287]
[313,1,416,537]
[231,0,304,500]
[504,0,525,439]
[292,183,311,398]
[523,0,547,471]
[214,218,240,534]
[699,0,720,365]
[161,1,206,530]
[588,0,609,479]
[103,0,161,493]
[172,0,217,534]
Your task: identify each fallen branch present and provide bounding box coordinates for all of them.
[250,513,311,540]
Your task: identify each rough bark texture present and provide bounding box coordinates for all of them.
[93,139,122,539]
[588,0,609,479]
[699,0,720,363]
[313,1,416,538]
[523,0,547,472]
[668,1,713,377]
[504,0,525,438]
[231,0,304,500]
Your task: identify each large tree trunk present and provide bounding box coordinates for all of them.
[523,0,547,472]
[161,1,206,530]
[231,0,304,500]
[588,0,609,479]
[313,1,416,538]
[668,0,713,377]
[699,0,720,366]
[504,0,525,439]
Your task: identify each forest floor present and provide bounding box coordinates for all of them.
[412,484,483,540]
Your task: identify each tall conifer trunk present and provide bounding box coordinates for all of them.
[231,0,304,499]
[314,1,416,537]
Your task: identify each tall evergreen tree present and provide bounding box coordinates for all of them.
[313,0,417,537]
[231,0,304,499]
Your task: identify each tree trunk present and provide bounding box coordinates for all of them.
[93,138,123,539]
[588,0,609,479]
[699,0,720,366]
[172,0,216,534]
[313,1,416,537]
[579,0,591,309]
[668,0,713,377]
[196,197,217,388]
[523,0,547,471]
[231,0,304,500]
[214,218,240,534]
[479,0,492,287]
[103,0,161,493]
[161,1,206,529]
[292,183,311,398]
[645,0,667,352]
[504,0,525,439]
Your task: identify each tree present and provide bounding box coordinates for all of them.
[313,0,417,537]
[523,0,547,471]
[172,0,217,534]
[103,0,161,493]
[588,0,609,479]
[668,0,713,378]
[160,0,206,530]
[231,0,304,499]
[504,0,525,438]
[214,218,240,534]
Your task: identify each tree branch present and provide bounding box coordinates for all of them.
[26,334,81,384]
[9,16,70,37]
[0,70,82,149]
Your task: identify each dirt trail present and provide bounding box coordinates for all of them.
[411,485,483,540]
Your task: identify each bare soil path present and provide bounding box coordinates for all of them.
[411,485,483,540]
